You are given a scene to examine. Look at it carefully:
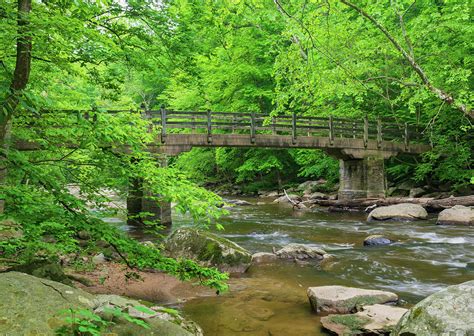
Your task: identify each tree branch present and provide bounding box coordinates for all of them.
[340,0,472,119]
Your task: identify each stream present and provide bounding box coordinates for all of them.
[125,198,474,335]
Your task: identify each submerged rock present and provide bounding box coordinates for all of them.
[0,272,202,336]
[307,285,398,313]
[367,203,428,221]
[164,227,252,273]
[437,205,474,225]
[363,235,392,246]
[275,243,329,261]
[251,252,278,264]
[321,304,408,335]
[393,280,474,335]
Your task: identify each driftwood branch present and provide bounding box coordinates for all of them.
[340,0,473,119]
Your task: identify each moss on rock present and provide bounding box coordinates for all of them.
[164,227,252,273]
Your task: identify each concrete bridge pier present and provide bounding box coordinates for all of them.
[329,149,397,201]
[126,156,172,229]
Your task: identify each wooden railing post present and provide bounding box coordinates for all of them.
[292,112,297,144]
[377,116,382,148]
[160,105,166,143]
[352,121,356,138]
[329,115,334,145]
[404,122,409,148]
[232,115,236,134]
[250,111,256,144]
[272,116,276,135]
[363,115,368,147]
[207,109,212,143]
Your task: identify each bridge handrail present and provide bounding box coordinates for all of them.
[20,108,427,147]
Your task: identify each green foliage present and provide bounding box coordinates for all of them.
[56,307,150,336]
[290,150,339,184]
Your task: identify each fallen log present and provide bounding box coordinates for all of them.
[309,195,474,212]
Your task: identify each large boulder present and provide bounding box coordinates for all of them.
[275,243,330,261]
[307,285,398,313]
[0,272,201,336]
[368,203,428,221]
[393,280,474,335]
[164,227,252,273]
[320,304,408,335]
[437,205,474,225]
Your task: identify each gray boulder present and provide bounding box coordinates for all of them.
[321,304,408,335]
[409,187,426,198]
[393,280,474,335]
[273,194,301,204]
[307,192,328,200]
[164,227,252,273]
[363,235,392,247]
[275,243,329,261]
[0,272,199,336]
[368,203,428,221]
[437,205,474,225]
[307,285,398,313]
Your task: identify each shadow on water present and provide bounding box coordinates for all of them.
[111,198,474,336]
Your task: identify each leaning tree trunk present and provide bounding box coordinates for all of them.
[0,0,32,213]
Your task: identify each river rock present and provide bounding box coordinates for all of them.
[273,194,302,204]
[307,285,398,313]
[321,304,408,335]
[437,205,474,225]
[0,272,201,336]
[393,280,474,335]
[251,252,278,264]
[225,199,252,206]
[363,235,392,246]
[164,227,252,273]
[307,192,328,200]
[275,243,329,261]
[409,187,426,198]
[367,203,428,221]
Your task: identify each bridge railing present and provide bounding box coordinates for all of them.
[19,108,425,147]
[148,109,423,147]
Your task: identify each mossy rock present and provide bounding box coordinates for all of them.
[0,272,202,336]
[321,304,407,335]
[0,219,23,239]
[10,259,72,285]
[164,227,252,273]
[393,280,474,335]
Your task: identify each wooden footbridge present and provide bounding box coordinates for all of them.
[146,108,429,156]
[16,108,431,225]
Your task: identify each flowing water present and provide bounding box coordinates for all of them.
[167,198,474,336]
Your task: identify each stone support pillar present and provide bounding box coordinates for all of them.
[338,156,386,200]
[338,159,367,200]
[126,155,172,228]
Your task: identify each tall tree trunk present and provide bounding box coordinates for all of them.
[0,0,32,213]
